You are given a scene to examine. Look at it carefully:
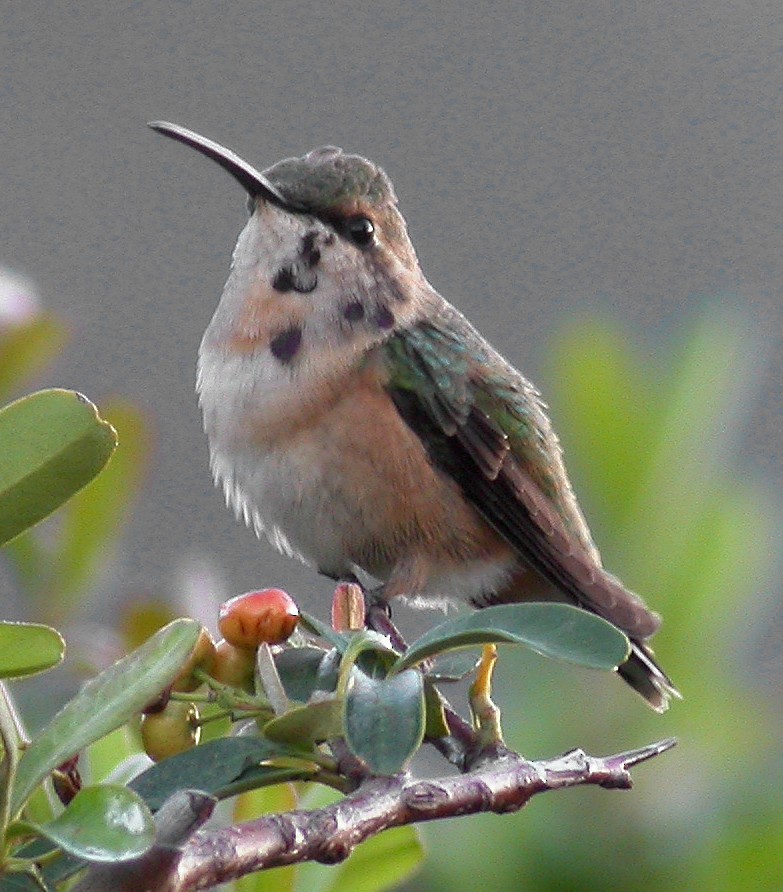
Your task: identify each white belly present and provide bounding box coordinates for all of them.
[209,436,360,577]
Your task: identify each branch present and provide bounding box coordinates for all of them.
[96,737,675,892]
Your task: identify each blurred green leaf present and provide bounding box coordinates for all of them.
[0,622,64,678]
[425,650,480,682]
[12,619,201,815]
[299,612,351,651]
[337,631,398,697]
[130,736,296,810]
[120,600,177,651]
[2,401,151,620]
[547,319,660,534]
[0,389,117,546]
[85,725,141,786]
[232,773,297,822]
[33,785,154,862]
[422,679,449,739]
[0,530,45,604]
[274,646,335,701]
[263,698,342,747]
[344,667,425,775]
[395,603,629,672]
[0,314,68,403]
[49,400,150,617]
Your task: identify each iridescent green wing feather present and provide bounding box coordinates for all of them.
[383,317,662,640]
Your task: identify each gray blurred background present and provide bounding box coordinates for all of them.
[2,4,781,625]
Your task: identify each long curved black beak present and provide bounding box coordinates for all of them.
[148,121,299,210]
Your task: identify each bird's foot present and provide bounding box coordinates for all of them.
[469,644,504,748]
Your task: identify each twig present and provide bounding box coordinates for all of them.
[94,738,676,891]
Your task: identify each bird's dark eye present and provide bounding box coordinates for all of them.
[344,216,375,248]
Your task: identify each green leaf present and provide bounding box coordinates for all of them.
[0,314,68,403]
[85,725,141,785]
[45,401,150,617]
[0,389,117,546]
[344,668,425,775]
[298,611,351,651]
[547,320,656,527]
[422,680,450,739]
[274,646,336,701]
[130,736,295,810]
[34,785,154,862]
[222,764,317,800]
[11,619,201,815]
[394,603,629,673]
[0,622,64,678]
[337,631,398,695]
[263,698,343,747]
[425,650,480,682]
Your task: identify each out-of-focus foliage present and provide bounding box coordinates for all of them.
[0,389,117,548]
[0,280,150,630]
[407,308,781,892]
[3,398,150,625]
[2,281,779,891]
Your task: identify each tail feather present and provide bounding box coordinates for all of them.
[618,640,681,713]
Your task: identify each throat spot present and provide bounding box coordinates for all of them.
[270,326,303,363]
[271,230,323,294]
[272,264,318,294]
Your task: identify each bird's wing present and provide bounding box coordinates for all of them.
[383,316,661,639]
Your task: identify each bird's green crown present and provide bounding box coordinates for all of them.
[264,147,397,214]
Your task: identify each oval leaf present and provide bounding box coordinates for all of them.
[130,736,293,810]
[12,619,201,815]
[0,621,65,678]
[0,389,117,546]
[263,698,343,746]
[36,785,154,862]
[394,603,630,673]
[274,646,335,701]
[344,668,425,776]
[48,400,150,617]
[426,650,481,682]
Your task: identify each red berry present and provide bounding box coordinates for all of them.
[218,589,300,649]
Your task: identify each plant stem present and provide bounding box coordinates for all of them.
[0,681,25,852]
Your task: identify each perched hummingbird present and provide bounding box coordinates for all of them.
[150,121,680,712]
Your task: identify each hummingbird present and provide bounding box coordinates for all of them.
[149,121,680,712]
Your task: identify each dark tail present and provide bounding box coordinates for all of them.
[618,640,681,713]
